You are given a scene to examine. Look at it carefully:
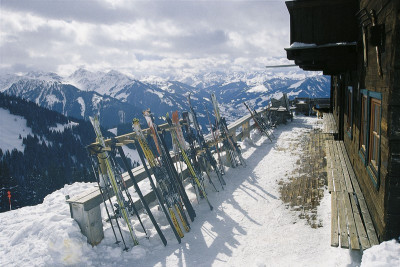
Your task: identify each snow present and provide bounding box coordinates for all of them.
[289,42,317,48]
[0,116,364,266]
[119,145,140,165]
[76,96,86,118]
[45,93,60,107]
[361,239,400,267]
[107,127,118,135]
[247,84,268,93]
[0,108,33,152]
[49,121,79,133]
[289,79,305,89]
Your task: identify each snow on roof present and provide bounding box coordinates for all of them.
[286,42,357,50]
[0,116,364,266]
[290,42,317,48]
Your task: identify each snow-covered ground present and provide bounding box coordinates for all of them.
[0,107,33,152]
[49,121,79,133]
[1,116,397,266]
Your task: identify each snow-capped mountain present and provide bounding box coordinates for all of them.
[4,79,142,127]
[197,75,330,122]
[0,68,330,129]
[67,69,204,118]
[67,68,134,96]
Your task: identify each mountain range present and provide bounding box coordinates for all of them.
[0,69,330,129]
[0,69,330,212]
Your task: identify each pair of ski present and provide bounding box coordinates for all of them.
[88,116,167,251]
[243,102,275,142]
[165,111,214,210]
[211,94,246,168]
[186,95,226,189]
[133,112,196,243]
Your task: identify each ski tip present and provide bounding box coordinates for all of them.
[143,108,151,116]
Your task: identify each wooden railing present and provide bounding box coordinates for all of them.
[66,108,266,245]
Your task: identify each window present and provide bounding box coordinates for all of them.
[346,86,353,137]
[368,98,381,174]
[358,89,382,188]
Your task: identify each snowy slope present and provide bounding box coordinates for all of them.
[0,108,33,152]
[0,116,364,267]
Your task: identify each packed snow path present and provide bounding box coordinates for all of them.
[1,116,370,266]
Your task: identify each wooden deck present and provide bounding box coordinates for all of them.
[326,140,379,250]
[280,129,333,228]
[280,113,378,251]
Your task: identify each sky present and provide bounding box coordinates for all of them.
[0,0,292,77]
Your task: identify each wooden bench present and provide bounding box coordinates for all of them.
[326,140,379,250]
[323,113,338,135]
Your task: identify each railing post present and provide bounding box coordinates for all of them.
[242,120,250,141]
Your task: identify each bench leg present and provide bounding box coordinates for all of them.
[69,203,104,246]
[242,121,250,141]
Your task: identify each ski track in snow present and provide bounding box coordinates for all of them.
[0,116,367,266]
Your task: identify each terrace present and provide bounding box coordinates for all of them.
[66,103,377,256]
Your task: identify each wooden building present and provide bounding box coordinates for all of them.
[285,0,400,241]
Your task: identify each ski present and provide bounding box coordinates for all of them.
[172,111,211,198]
[166,112,213,210]
[89,116,139,248]
[211,93,246,167]
[203,104,225,175]
[181,111,220,193]
[252,103,276,138]
[114,141,168,246]
[88,150,125,247]
[132,118,188,238]
[144,110,197,222]
[187,94,226,188]
[243,102,274,141]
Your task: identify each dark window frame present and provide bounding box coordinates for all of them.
[359,90,368,160]
[358,89,382,189]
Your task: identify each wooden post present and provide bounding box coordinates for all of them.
[68,201,104,246]
[242,120,250,141]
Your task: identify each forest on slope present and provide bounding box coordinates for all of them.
[0,93,98,212]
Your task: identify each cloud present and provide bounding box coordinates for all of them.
[0,0,292,77]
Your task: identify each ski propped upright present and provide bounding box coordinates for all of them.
[89,115,139,248]
[211,93,246,167]
[143,109,197,222]
[243,102,273,142]
[181,111,220,193]
[166,112,213,210]
[132,118,187,240]
[114,142,167,246]
[187,94,226,188]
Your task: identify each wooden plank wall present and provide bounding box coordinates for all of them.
[330,0,400,241]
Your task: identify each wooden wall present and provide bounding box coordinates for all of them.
[332,0,400,241]
[286,0,357,45]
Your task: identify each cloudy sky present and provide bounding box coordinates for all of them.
[0,0,292,77]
